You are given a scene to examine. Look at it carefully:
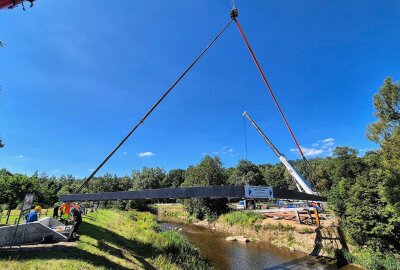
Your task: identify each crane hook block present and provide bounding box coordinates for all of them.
[230,9,239,19]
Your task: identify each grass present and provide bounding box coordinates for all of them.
[155,204,191,222]
[263,222,295,232]
[0,209,210,270]
[343,248,400,270]
[222,211,263,227]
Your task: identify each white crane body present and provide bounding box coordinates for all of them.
[243,111,315,195]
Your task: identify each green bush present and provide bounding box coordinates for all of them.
[158,230,211,270]
[263,222,295,232]
[347,248,400,270]
[223,211,262,227]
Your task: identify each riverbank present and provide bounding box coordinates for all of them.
[161,221,338,270]
[156,204,341,256]
[0,209,211,270]
[156,204,367,269]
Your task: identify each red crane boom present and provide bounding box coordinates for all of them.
[0,0,33,10]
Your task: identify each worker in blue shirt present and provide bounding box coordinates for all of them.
[26,206,41,223]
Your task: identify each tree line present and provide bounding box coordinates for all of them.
[0,77,399,255]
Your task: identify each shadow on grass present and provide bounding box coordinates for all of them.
[310,226,350,268]
[0,218,158,270]
[265,256,336,270]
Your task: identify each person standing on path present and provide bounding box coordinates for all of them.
[70,203,82,239]
[53,204,59,219]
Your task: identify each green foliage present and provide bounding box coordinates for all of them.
[329,178,350,218]
[0,137,3,148]
[162,169,185,188]
[182,156,228,220]
[223,211,262,227]
[158,231,210,269]
[346,248,400,270]
[228,160,264,186]
[263,222,295,232]
[367,77,400,143]
[132,167,165,190]
[332,147,365,182]
[262,164,290,188]
[0,170,35,209]
[344,170,400,251]
[380,127,400,215]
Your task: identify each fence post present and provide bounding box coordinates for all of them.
[5,209,11,225]
[313,208,320,226]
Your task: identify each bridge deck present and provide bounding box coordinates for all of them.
[59,185,327,202]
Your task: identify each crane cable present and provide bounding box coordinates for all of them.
[231,12,307,162]
[231,10,321,185]
[74,18,234,194]
[242,115,248,160]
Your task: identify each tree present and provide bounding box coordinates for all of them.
[181,156,228,220]
[132,167,165,190]
[0,171,35,210]
[367,77,400,143]
[329,178,350,218]
[341,77,400,253]
[344,170,400,252]
[162,169,185,188]
[228,160,264,186]
[331,147,365,183]
[0,137,4,148]
[380,126,400,215]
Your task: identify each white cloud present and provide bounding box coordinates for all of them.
[54,169,59,173]
[322,138,335,148]
[359,147,377,153]
[89,168,94,172]
[290,138,336,157]
[18,155,24,158]
[123,151,127,155]
[138,151,155,158]
[208,147,235,156]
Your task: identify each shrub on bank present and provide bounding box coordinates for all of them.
[158,231,210,270]
[223,211,262,227]
[344,248,400,270]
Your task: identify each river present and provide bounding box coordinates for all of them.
[161,222,339,270]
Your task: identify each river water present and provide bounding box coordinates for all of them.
[161,222,339,270]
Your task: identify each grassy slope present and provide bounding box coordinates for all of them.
[0,209,209,270]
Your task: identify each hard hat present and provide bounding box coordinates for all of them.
[35,205,42,211]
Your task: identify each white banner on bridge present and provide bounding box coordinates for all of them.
[244,185,273,199]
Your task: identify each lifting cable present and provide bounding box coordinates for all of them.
[230,10,307,162]
[74,18,234,194]
[231,8,321,185]
[242,115,248,160]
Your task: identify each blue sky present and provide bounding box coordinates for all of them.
[1,1,399,177]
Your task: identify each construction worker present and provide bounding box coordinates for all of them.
[70,203,82,239]
[26,205,41,223]
[60,203,71,222]
[53,204,59,219]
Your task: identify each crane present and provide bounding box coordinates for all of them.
[243,111,316,195]
[0,0,33,10]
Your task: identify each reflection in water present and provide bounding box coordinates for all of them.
[160,222,337,270]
